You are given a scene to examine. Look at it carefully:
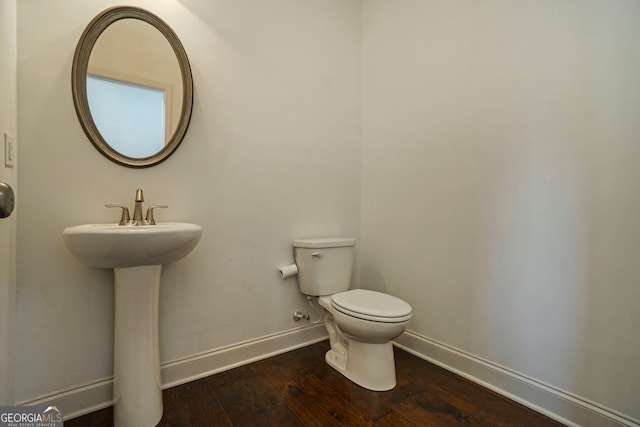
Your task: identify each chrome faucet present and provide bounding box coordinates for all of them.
[106,189,168,226]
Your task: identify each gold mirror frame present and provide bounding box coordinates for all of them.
[72,6,193,168]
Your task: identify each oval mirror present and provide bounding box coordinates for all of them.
[72,6,193,168]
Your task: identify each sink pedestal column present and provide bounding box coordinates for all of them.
[113,265,163,427]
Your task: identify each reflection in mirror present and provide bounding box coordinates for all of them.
[87,75,165,157]
[72,7,193,168]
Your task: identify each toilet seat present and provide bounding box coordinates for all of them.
[330,289,412,323]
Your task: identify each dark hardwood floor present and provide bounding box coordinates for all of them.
[66,340,564,426]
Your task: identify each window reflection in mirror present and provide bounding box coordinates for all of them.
[87,75,166,157]
[87,18,182,159]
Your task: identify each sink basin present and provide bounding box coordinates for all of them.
[63,222,203,269]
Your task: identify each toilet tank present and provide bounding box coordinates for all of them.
[293,237,355,296]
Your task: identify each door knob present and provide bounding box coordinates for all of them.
[0,182,15,218]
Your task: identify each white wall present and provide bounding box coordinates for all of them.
[16,0,361,402]
[0,0,17,406]
[361,0,640,421]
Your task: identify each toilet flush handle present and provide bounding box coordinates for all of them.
[311,252,324,258]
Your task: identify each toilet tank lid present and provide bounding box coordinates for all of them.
[293,237,355,248]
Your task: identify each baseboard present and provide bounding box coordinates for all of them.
[160,324,327,389]
[394,331,640,427]
[18,324,328,420]
[15,377,115,421]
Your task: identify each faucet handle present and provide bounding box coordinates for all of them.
[105,204,131,226]
[145,205,168,225]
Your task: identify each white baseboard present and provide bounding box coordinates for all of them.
[394,331,640,427]
[160,324,327,389]
[18,324,328,420]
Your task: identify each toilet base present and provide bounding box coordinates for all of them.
[325,339,396,391]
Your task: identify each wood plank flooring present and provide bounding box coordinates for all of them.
[65,340,564,426]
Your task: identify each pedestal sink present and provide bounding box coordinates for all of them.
[63,222,202,427]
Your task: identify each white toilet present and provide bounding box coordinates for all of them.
[293,237,412,391]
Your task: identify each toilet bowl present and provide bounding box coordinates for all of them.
[320,289,411,342]
[318,289,411,391]
[293,238,412,391]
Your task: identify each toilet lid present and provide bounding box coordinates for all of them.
[331,289,412,322]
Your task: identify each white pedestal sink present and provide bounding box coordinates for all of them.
[63,222,202,427]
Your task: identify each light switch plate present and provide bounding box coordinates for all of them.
[4,133,15,168]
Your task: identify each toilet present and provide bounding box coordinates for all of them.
[293,237,412,391]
